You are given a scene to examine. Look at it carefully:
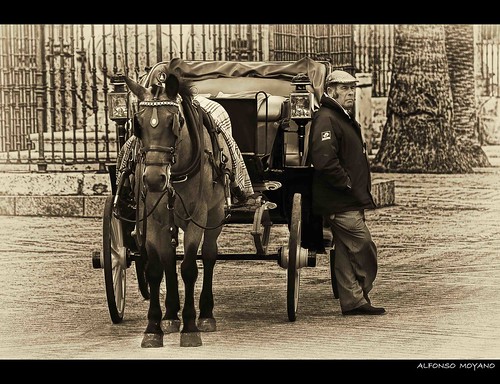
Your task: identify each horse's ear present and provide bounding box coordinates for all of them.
[125,76,147,100]
[165,73,180,100]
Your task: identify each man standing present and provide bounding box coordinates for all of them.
[308,70,386,316]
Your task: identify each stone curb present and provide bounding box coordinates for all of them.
[0,172,111,196]
[0,174,395,218]
[0,195,107,218]
[0,171,110,218]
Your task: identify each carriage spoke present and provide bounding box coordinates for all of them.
[113,267,125,311]
[102,195,127,324]
[110,214,125,268]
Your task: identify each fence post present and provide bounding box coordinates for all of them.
[156,25,163,63]
[35,24,47,172]
[355,73,374,154]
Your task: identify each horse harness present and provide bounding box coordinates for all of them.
[132,77,233,249]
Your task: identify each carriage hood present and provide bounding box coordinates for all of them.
[140,57,330,106]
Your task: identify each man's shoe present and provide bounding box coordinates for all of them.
[342,303,386,316]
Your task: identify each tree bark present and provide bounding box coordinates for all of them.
[372,24,473,173]
[445,24,491,167]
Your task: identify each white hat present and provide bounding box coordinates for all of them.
[325,70,358,85]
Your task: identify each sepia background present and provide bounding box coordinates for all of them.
[0,25,499,366]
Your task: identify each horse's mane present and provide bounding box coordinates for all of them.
[157,67,194,101]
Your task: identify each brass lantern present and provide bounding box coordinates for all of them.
[290,73,313,120]
[108,74,129,122]
[290,73,313,163]
[108,74,130,153]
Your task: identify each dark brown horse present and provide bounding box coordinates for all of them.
[125,69,231,347]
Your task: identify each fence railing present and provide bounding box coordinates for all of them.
[0,24,355,169]
[1,24,498,170]
[354,24,500,99]
[477,24,500,98]
[354,25,395,98]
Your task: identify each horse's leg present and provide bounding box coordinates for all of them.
[179,222,204,347]
[197,207,224,332]
[162,238,181,334]
[141,245,165,348]
[141,218,181,346]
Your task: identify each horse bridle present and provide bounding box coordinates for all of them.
[137,98,182,168]
[135,91,227,235]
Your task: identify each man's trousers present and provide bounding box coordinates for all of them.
[324,210,378,312]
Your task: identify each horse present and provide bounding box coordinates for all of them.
[124,68,233,348]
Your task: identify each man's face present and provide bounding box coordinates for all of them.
[328,83,356,110]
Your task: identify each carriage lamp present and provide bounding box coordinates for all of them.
[108,74,129,121]
[108,74,129,152]
[290,73,313,162]
[290,73,313,120]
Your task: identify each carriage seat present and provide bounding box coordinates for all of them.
[205,92,289,187]
[207,92,287,156]
[212,91,285,119]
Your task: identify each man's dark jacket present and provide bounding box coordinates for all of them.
[308,94,376,215]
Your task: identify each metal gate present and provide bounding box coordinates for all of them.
[0,24,354,170]
[477,24,500,98]
[354,24,500,99]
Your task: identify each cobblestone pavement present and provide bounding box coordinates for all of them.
[0,147,499,368]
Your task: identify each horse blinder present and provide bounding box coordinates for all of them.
[133,114,142,138]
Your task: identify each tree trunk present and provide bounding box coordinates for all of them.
[372,24,473,173]
[445,24,491,167]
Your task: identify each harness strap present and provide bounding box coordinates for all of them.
[169,97,202,181]
[174,99,205,224]
[140,145,176,166]
[199,105,231,184]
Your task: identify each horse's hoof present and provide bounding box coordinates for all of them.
[197,318,217,332]
[162,319,181,334]
[141,333,164,348]
[180,332,202,347]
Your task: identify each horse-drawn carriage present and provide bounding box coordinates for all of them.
[91,57,336,347]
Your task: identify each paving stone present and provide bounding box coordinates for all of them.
[0,147,499,360]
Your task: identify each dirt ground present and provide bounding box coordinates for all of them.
[0,147,499,378]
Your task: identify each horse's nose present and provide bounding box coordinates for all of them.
[143,166,168,192]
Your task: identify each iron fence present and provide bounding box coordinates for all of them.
[354,24,395,98]
[2,24,496,170]
[0,24,354,169]
[478,24,500,98]
[354,24,500,99]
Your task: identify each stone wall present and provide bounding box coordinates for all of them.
[0,172,395,218]
[0,172,110,218]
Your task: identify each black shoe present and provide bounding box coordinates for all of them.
[342,303,386,316]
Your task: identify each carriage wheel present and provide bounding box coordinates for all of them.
[287,193,302,322]
[102,194,127,324]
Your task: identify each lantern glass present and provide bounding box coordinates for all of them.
[290,92,313,120]
[108,92,128,120]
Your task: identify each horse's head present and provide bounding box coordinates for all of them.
[125,70,190,192]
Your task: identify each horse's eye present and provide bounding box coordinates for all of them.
[179,116,185,126]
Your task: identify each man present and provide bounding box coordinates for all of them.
[308,70,386,316]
